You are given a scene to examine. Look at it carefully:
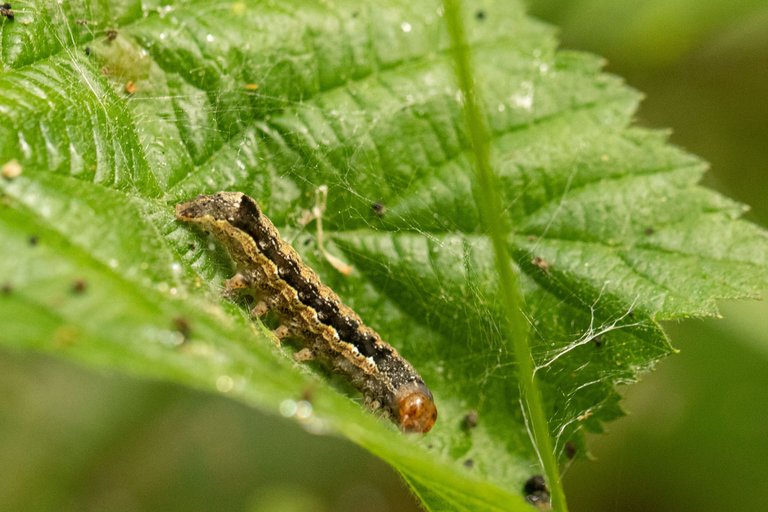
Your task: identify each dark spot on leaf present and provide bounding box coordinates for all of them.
[0,3,13,21]
[371,201,386,217]
[644,226,655,235]
[593,336,603,348]
[1,282,12,294]
[475,9,486,21]
[524,475,550,507]
[532,256,549,272]
[71,279,87,294]
[173,316,192,343]
[84,46,91,56]
[564,441,577,459]
[28,235,39,246]
[463,458,474,468]
[524,475,547,494]
[105,29,118,42]
[462,409,479,430]
[300,387,315,403]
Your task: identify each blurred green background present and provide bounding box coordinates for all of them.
[2,2,767,511]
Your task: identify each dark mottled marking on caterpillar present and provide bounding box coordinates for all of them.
[176,192,437,433]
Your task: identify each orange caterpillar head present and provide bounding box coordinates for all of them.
[395,382,438,433]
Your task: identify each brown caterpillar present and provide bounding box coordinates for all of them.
[176,192,437,433]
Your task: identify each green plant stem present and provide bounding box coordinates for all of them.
[441,1,569,511]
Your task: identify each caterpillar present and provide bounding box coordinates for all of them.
[176,192,437,433]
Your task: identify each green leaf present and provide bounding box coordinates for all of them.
[1,1,766,510]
